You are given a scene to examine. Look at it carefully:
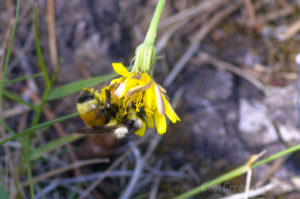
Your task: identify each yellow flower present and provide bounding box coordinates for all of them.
[110,63,180,135]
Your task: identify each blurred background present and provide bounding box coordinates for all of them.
[1,0,300,198]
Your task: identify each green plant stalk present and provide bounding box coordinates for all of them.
[131,0,165,75]
[0,120,28,148]
[34,6,50,89]
[24,87,51,198]
[0,0,20,106]
[4,73,43,85]
[174,143,300,199]
[50,58,62,85]
[0,120,16,135]
[22,138,34,198]
[144,0,165,45]
[31,88,51,127]
[3,90,37,111]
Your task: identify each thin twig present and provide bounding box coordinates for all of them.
[149,160,162,199]
[30,169,187,198]
[119,144,143,199]
[22,158,109,186]
[35,181,57,199]
[244,169,252,199]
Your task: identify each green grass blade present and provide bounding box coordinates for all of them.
[34,6,50,89]
[3,90,37,111]
[0,0,20,106]
[253,143,300,167]
[174,143,300,199]
[4,73,43,85]
[0,120,16,135]
[50,58,62,86]
[30,134,84,161]
[0,112,79,146]
[174,166,246,199]
[47,73,117,100]
[0,120,28,148]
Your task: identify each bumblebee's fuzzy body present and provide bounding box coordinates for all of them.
[76,88,145,138]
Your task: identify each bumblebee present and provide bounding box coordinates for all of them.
[76,88,146,138]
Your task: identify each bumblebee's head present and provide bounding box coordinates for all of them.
[77,88,99,115]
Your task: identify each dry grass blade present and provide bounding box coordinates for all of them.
[47,0,58,69]
[164,0,243,87]
[196,52,268,94]
[158,0,227,29]
[156,19,189,54]
[278,20,300,41]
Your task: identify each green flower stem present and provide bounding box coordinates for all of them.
[144,0,165,45]
[132,0,165,75]
[174,143,300,199]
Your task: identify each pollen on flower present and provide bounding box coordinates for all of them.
[110,63,180,135]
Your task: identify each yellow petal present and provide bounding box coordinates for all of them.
[110,77,123,85]
[135,121,146,136]
[119,78,140,98]
[144,85,157,117]
[146,116,154,128]
[125,80,153,98]
[112,63,131,76]
[162,94,180,123]
[114,81,126,98]
[154,110,166,134]
[154,83,165,115]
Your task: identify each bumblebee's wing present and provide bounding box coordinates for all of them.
[74,125,117,134]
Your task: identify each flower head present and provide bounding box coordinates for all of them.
[105,63,180,136]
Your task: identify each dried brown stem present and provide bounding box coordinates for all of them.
[47,0,58,69]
